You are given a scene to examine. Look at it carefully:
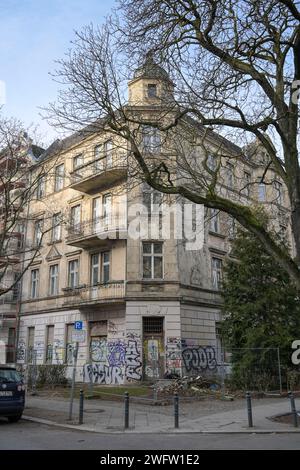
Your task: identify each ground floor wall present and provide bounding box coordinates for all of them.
[15,301,222,384]
[180,304,223,376]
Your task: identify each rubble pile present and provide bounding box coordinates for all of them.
[154,375,234,400]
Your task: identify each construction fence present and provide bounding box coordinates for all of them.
[1,341,294,394]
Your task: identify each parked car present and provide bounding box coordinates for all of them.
[0,365,25,422]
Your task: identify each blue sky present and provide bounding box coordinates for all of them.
[0,0,116,145]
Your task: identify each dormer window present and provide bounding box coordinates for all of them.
[147,84,157,98]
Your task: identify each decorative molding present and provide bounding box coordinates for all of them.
[65,249,82,257]
[67,194,85,204]
[46,245,62,261]
[208,246,227,256]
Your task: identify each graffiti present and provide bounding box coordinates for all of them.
[107,340,126,367]
[35,342,45,361]
[166,337,182,376]
[182,346,217,372]
[147,339,159,361]
[54,339,64,364]
[16,340,26,362]
[107,321,118,335]
[125,335,142,381]
[90,338,107,362]
[84,364,123,385]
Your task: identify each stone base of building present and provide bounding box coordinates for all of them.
[15,300,222,384]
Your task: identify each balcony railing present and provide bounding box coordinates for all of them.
[63,281,125,306]
[66,214,127,247]
[69,153,127,193]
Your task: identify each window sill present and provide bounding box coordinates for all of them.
[208,231,226,239]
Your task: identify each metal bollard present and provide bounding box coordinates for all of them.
[124,391,129,429]
[246,391,253,428]
[174,392,179,428]
[79,389,84,425]
[288,391,298,427]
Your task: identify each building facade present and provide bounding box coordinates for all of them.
[3,61,291,384]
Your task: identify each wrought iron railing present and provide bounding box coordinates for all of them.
[66,214,127,241]
[70,153,127,185]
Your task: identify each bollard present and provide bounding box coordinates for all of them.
[288,391,298,427]
[124,391,129,429]
[174,392,179,429]
[246,391,253,428]
[79,389,84,425]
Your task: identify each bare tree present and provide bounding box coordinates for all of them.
[45,0,300,287]
[0,113,59,298]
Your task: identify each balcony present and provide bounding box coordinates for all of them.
[66,215,127,248]
[63,281,125,308]
[0,292,19,317]
[70,154,127,194]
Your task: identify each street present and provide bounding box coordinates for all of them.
[0,418,299,450]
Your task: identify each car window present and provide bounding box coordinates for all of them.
[0,369,22,383]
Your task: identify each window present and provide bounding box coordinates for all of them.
[70,205,81,233]
[49,264,59,296]
[209,208,220,233]
[147,84,157,98]
[34,219,43,246]
[243,172,251,197]
[143,185,162,215]
[54,164,64,192]
[103,194,112,226]
[142,126,161,154]
[51,213,61,242]
[36,176,45,199]
[30,269,39,299]
[68,259,79,289]
[73,154,84,170]
[91,253,100,286]
[12,273,20,301]
[143,317,164,334]
[207,154,217,171]
[16,222,25,249]
[94,144,104,171]
[143,242,163,279]
[258,182,266,201]
[274,181,283,205]
[92,197,101,232]
[102,252,110,284]
[104,140,113,167]
[279,224,287,239]
[27,326,35,363]
[6,328,15,363]
[45,325,54,364]
[212,257,223,290]
[65,323,74,364]
[226,163,234,188]
[228,216,237,239]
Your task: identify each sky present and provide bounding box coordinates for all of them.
[0,0,116,146]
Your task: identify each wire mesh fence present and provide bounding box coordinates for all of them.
[0,342,289,394]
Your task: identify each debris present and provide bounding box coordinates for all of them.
[153,375,232,399]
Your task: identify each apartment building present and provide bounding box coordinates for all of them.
[0,137,44,363]
[12,59,291,384]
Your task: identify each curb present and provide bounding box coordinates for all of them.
[22,415,300,435]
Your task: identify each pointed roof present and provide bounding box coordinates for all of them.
[133,53,173,84]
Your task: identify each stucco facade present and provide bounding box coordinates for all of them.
[1,59,291,383]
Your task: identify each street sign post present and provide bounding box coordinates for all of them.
[72,330,86,343]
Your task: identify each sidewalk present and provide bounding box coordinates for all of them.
[23,394,300,434]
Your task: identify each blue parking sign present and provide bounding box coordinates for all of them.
[74,321,83,330]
